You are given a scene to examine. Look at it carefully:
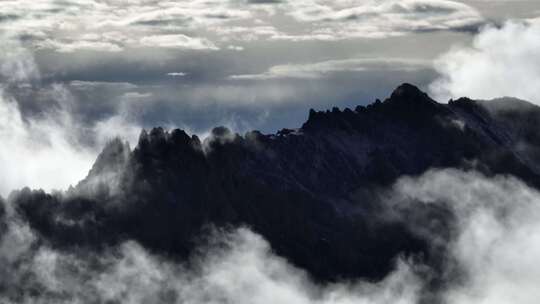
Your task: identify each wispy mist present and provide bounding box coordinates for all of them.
[0,39,142,197]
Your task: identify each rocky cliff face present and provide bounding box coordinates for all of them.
[9,84,540,283]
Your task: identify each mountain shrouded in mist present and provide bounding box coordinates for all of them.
[1,0,540,302]
[3,84,540,303]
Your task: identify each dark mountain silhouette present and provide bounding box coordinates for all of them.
[8,83,540,284]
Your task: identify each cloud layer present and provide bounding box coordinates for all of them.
[3,168,540,303]
[0,0,485,54]
[0,213,423,304]
[282,0,483,39]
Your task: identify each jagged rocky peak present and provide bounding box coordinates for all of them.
[388,83,434,104]
[138,127,167,145]
[304,83,445,131]
[87,138,130,176]
[169,128,194,144]
[381,83,447,116]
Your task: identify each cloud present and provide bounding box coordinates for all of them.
[120,91,154,100]
[166,72,187,77]
[0,0,485,54]
[139,34,219,50]
[0,208,423,304]
[227,45,245,51]
[69,80,138,90]
[430,21,540,104]
[214,25,283,41]
[230,58,431,79]
[278,0,484,40]
[37,39,124,53]
[0,37,39,83]
[0,40,144,197]
[4,168,540,303]
[0,40,97,196]
[0,0,240,52]
[392,169,540,304]
[0,86,99,197]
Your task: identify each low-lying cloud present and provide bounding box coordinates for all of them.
[393,169,540,304]
[0,213,423,304]
[2,168,540,303]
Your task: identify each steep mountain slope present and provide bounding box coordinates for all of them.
[9,84,540,284]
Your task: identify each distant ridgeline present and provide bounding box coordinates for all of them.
[9,84,540,284]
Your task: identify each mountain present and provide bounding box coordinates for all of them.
[9,83,540,284]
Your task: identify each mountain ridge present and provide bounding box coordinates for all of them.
[8,83,540,286]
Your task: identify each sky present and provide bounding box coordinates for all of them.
[0,0,540,193]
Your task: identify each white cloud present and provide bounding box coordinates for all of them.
[0,218,423,304]
[0,97,142,197]
[430,21,540,104]
[92,115,142,152]
[69,80,138,90]
[0,85,96,196]
[0,40,144,197]
[139,34,219,50]
[0,41,96,196]
[167,72,187,77]
[279,0,484,40]
[0,0,485,53]
[231,58,431,79]
[0,0,240,52]
[393,169,540,304]
[227,45,245,51]
[5,168,540,303]
[120,91,154,100]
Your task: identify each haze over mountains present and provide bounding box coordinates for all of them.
[2,84,540,303]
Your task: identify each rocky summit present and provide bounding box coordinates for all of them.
[9,84,540,284]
